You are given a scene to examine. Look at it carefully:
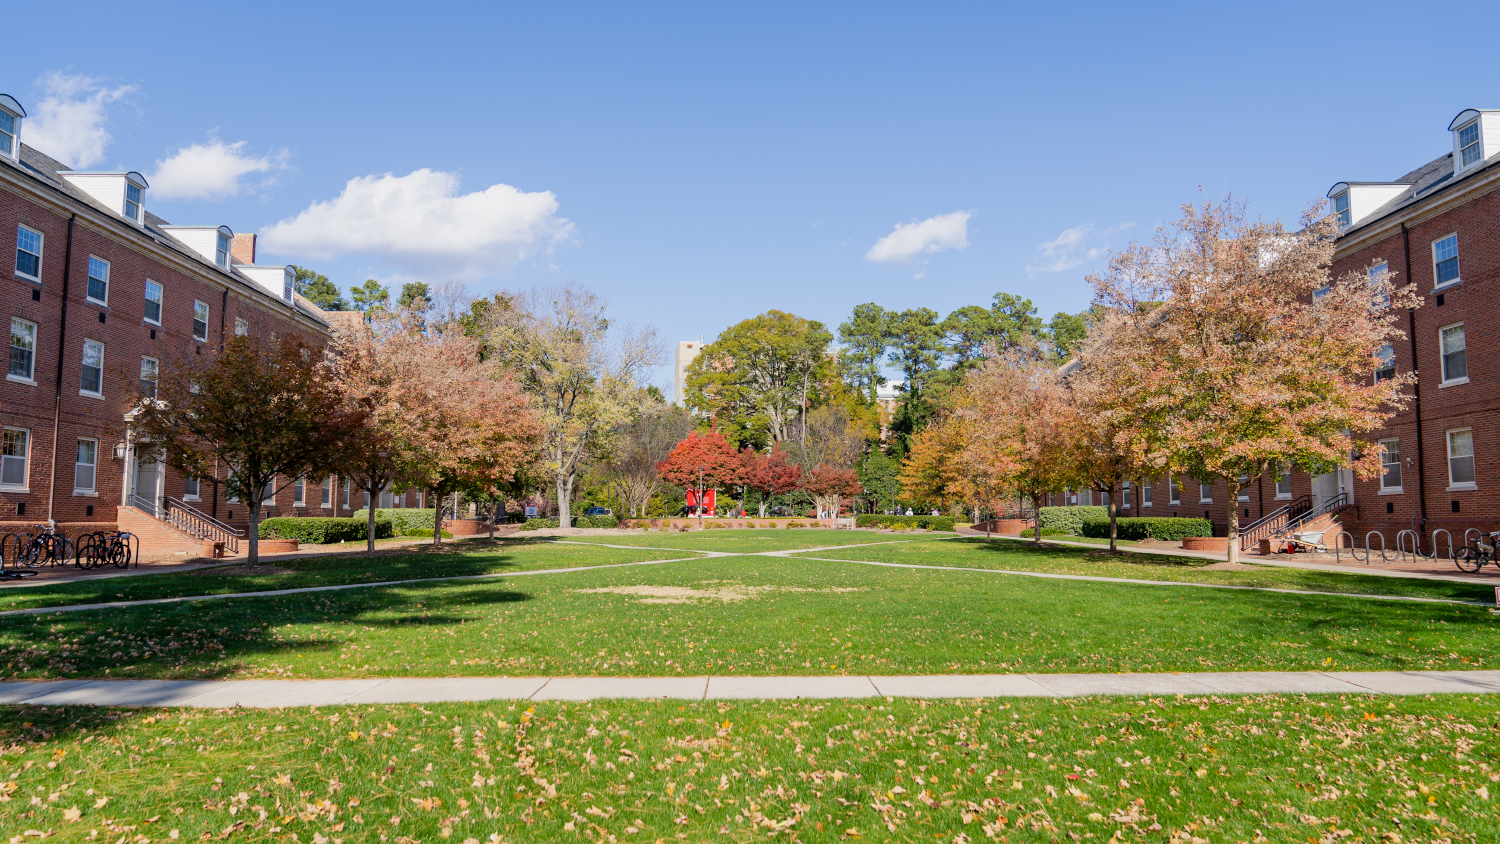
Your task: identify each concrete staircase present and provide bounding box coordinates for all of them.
[117,507,213,558]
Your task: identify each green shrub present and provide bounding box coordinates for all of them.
[351,508,436,534]
[1079,516,1212,541]
[786,521,806,528]
[520,517,560,531]
[574,514,619,529]
[1036,506,1108,536]
[258,516,393,543]
[401,527,453,538]
[1037,527,1071,536]
[853,514,957,532]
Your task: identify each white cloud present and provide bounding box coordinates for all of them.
[24,72,136,169]
[1025,222,1133,274]
[865,211,971,265]
[259,169,573,279]
[150,139,289,201]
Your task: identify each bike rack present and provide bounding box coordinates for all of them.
[1396,529,1423,563]
[1431,529,1455,562]
[1334,531,1360,564]
[1367,531,1391,562]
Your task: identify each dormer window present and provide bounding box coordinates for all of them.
[216,232,231,268]
[1458,121,1481,168]
[1332,191,1351,228]
[283,268,294,303]
[124,182,144,223]
[0,94,23,160]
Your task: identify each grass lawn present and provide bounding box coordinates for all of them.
[560,529,936,553]
[2,694,1496,843]
[0,539,696,613]
[794,537,1499,604]
[2,555,1496,680]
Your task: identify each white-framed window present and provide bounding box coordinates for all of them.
[139,356,159,398]
[1313,285,1331,300]
[1332,191,1351,228]
[143,279,163,325]
[124,182,144,223]
[1447,428,1476,490]
[1168,476,1181,506]
[1440,323,1467,385]
[363,489,371,508]
[1120,481,1131,510]
[1199,482,1213,504]
[1100,490,1111,506]
[86,256,109,305]
[73,439,97,494]
[1237,474,1250,502]
[293,477,305,507]
[193,301,209,341]
[321,476,332,508]
[234,317,248,336]
[1374,344,1396,382]
[1379,439,1401,492]
[9,317,36,383]
[183,474,200,501]
[80,340,104,396]
[1275,462,1293,499]
[15,224,42,281]
[1,427,29,490]
[262,478,276,506]
[1458,120,1482,168]
[342,477,351,508]
[216,232,231,269]
[0,106,17,159]
[1368,261,1390,309]
[1433,234,1460,288]
[380,486,394,509]
[1141,480,1152,507]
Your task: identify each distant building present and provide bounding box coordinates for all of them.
[673,340,701,405]
[874,380,904,416]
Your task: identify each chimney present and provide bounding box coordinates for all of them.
[231,233,257,265]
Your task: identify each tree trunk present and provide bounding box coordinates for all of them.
[1107,483,1119,554]
[1031,493,1044,544]
[247,499,261,564]
[431,485,443,546]
[696,469,705,529]
[365,482,379,553]
[556,473,572,529]
[1226,479,1240,564]
[757,497,768,518]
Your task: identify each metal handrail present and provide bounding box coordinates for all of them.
[161,496,243,554]
[130,492,159,517]
[1238,495,1311,550]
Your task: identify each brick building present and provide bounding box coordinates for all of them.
[1048,109,1500,551]
[1,91,425,553]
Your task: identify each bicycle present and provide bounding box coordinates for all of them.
[75,531,138,570]
[4,524,72,569]
[1454,531,1500,573]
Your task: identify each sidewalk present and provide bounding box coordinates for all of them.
[3,670,1498,707]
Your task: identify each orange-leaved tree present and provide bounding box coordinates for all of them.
[1090,199,1418,562]
[657,431,743,528]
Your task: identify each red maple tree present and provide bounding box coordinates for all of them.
[738,446,803,517]
[657,431,744,527]
[803,465,862,524]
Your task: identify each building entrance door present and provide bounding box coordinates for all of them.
[133,452,162,514]
[1310,469,1352,510]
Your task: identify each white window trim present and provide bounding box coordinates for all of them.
[14,224,43,283]
[1168,476,1180,506]
[321,476,333,508]
[1438,322,1469,387]
[1432,234,1461,289]
[86,255,109,306]
[183,477,201,503]
[143,279,163,326]
[1141,481,1152,508]
[79,339,105,398]
[0,426,31,492]
[1377,438,1402,494]
[293,476,306,507]
[139,356,159,397]
[342,478,351,509]
[1199,483,1213,505]
[8,316,37,385]
[193,300,210,342]
[1446,428,1477,492]
[73,437,98,495]
[234,317,249,336]
[1457,120,1483,170]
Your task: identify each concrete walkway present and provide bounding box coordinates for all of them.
[3,670,1498,708]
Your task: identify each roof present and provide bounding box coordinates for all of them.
[3,142,328,330]
[1338,145,1500,238]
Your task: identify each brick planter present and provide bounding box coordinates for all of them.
[256,539,299,553]
[442,519,487,536]
[982,519,1033,535]
[1181,536,1228,553]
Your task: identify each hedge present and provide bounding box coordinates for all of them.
[351,508,435,534]
[520,517,559,531]
[1036,506,1108,536]
[854,514,957,532]
[402,527,454,538]
[258,516,393,543]
[519,514,617,530]
[1079,516,1212,541]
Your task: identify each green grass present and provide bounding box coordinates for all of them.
[561,528,924,553]
[3,694,1496,843]
[0,539,694,613]
[3,555,1496,680]
[794,536,1498,603]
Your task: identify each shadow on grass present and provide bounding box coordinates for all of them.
[958,536,1212,568]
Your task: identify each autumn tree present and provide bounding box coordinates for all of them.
[804,465,862,523]
[127,333,364,563]
[483,284,661,528]
[601,401,697,517]
[657,431,744,528]
[1090,199,1418,562]
[738,446,803,517]
[684,310,833,448]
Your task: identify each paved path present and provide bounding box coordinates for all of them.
[3,670,1498,708]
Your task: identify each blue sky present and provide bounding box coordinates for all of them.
[7,0,1500,389]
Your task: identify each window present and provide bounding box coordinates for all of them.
[143,280,163,325]
[80,340,103,396]
[1199,482,1213,504]
[216,232,231,268]
[15,225,42,280]
[1433,235,1460,287]
[1374,344,1395,382]
[321,476,332,508]
[342,478,351,508]
[183,475,200,501]
[124,182,143,222]
[86,256,109,305]
[263,478,276,506]
[1368,261,1390,309]
[192,301,209,341]
[234,317,248,336]
[73,439,97,494]
[1169,476,1181,505]
[1237,474,1250,502]
[1,428,28,489]
[9,318,36,382]
[1458,121,1482,168]
[1121,481,1131,510]
[1332,191,1351,228]
[363,490,371,508]
[139,357,158,398]
[1141,481,1152,507]
[293,477,305,507]
[1101,490,1110,506]
[1379,439,1401,491]
[0,108,15,158]
[1440,324,1467,384]
[1275,463,1293,499]
[1447,429,1476,489]
[380,486,394,509]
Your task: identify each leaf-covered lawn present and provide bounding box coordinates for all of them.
[794,537,1498,603]
[0,539,695,613]
[2,694,1496,843]
[2,557,1496,680]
